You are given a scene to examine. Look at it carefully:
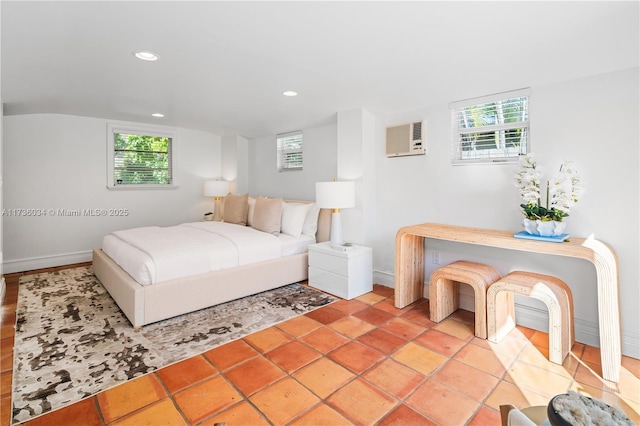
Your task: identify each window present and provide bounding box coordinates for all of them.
[451,88,530,164]
[277,131,303,172]
[107,124,176,189]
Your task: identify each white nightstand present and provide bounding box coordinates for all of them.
[308,242,373,300]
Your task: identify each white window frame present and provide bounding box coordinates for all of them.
[107,123,178,190]
[450,88,531,165]
[276,130,303,172]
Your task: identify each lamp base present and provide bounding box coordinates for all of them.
[213,198,223,222]
[330,211,343,247]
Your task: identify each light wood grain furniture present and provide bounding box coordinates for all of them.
[488,271,574,364]
[394,223,621,382]
[429,260,501,339]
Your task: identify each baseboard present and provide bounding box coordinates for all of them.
[3,250,92,274]
[373,270,395,288]
[621,330,640,360]
[514,303,602,347]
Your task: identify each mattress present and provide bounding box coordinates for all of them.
[102,221,315,285]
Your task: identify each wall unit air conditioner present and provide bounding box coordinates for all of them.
[385,121,425,157]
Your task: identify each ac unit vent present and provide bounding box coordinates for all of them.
[386,121,425,157]
[412,122,422,141]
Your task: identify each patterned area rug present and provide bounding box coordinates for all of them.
[12,266,336,424]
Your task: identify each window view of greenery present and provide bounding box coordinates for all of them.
[114,133,171,185]
[277,132,303,171]
[456,96,528,160]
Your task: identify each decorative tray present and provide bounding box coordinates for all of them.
[513,231,570,243]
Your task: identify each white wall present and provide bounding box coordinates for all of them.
[0,102,4,301]
[370,68,639,357]
[248,123,337,199]
[0,2,4,300]
[336,108,376,247]
[222,134,249,195]
[3,113,221,272]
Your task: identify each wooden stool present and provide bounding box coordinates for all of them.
[487,271,574,364]
[429,260,502,339]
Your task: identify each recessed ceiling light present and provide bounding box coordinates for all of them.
[283,91,298,97]
[134,51,159,61]
[151,113,165,118]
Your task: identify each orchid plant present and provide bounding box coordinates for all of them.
[514,153,584,222]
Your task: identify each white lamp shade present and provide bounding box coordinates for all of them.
[315,181,355,209]
[203,180,229,197]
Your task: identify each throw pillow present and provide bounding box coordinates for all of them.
[252,197,282,235]
[281,202,312,238]
[247,196,256,226]
[223,193,249,225]
[302,203,320,236]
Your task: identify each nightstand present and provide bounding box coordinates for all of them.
[308,242,373,300]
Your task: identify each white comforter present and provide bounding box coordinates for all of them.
[103,221,281,285]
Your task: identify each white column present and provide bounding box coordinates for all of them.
[336,108,376,247]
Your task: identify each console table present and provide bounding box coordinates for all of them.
[394,223,621,382]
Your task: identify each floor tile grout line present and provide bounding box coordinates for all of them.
[91,395,108,426]
[263,296,404,424]
[299,296,440,424]
[150,370,194,426]
[209,371,275,426]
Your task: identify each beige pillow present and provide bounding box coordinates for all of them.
[252,197,282,235]
[223,193,249,225]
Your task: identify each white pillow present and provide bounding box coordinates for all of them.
[247,196,256,226]
[281,202,312,238]
[302,203,320,236]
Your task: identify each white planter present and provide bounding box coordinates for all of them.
[525,219,566,237]
[523,218,539,235]
[536,220,556,237]
[553,221,567,236]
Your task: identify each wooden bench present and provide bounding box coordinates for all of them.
[429,260,502,339]
[487,271,574,364]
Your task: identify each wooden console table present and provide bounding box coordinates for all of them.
[394,223,621,382]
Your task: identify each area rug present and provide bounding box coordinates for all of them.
[11,266,337,424]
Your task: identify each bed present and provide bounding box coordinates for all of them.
[93,196,331,327]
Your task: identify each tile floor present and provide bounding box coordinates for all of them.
[1,264,639,425]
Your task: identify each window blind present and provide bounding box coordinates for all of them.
[451,88,530,164]
[113,132,172,185]
[277,131,303,172]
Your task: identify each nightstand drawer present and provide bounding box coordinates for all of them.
[308,267,350,299]
[308,251,349,276]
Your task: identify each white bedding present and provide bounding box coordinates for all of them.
[102,221,315,285]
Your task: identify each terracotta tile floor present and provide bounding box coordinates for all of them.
[1,264,639,425]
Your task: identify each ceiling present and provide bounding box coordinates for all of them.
[2,1,638,138]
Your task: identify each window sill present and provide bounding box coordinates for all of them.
[452,158,519,166]
[107,185,179,191]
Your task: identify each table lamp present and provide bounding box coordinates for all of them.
[204,180,229,221]
[315,181,355,247]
